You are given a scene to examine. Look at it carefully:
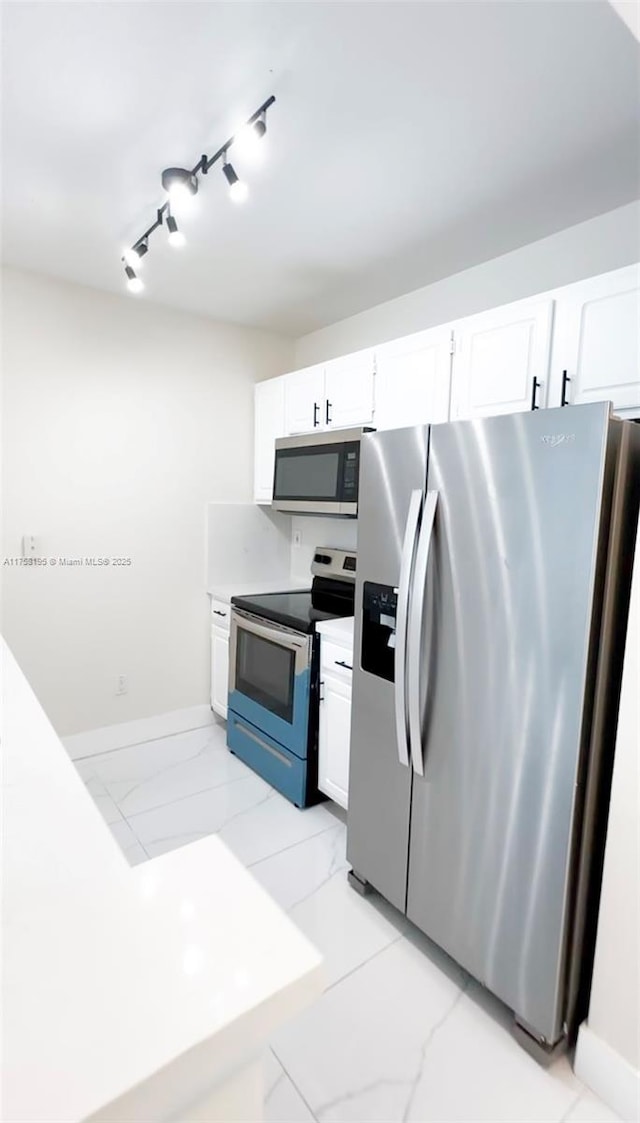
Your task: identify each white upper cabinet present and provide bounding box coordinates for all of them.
[254,376,285,504]
[283,351,375,435]
[284,364,325,435]
[374,327,452,430]
[323,350,375,429]
[451,300,554,420]
[548,265,640,415]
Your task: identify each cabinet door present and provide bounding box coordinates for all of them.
[211,629,230,719]
[324,350,375,429]
[254,377,285,503]
[374,328,452,429]
[549,266,640,414]
[318,673,352,809]
[283,364,325,435]
[451,300,553,420]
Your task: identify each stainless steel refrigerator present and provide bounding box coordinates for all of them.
[347,402,639,1059]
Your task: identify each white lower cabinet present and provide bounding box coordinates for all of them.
[210,598,230,719]
[211,630,230,719]
[318,633,353,809]
[319,674,351,809]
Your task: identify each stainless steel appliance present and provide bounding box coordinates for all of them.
[272,428,372,516]
[348,403,640,1059]
[227,548,356,806]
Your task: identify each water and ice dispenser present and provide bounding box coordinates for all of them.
[361,582,398,682]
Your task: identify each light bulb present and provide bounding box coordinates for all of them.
[123,246,142,268]
[233,117,266,159]
[229,179,248,203]
[124,264,144,293]
[222,160,248,203]
[167,181,192,204]
[166,212,186,247]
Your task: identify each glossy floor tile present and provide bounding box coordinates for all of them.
[264,1049,315,1123]
[251,825,407,987]
[74,724,621,1123]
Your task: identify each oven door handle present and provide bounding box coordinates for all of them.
[231,610,309,651]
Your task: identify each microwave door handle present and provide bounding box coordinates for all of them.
[407,490,438,777]
[394,489,422,768]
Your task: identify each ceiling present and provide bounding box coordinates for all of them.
[2,1,639,337]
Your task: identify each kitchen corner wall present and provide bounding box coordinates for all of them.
[0,266,294,736]
[294,200,640,363]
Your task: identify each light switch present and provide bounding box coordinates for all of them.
[22,535,38,557]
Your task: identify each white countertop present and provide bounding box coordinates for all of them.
[1,639,323,1123]
[208,577,310,602]
[316,615,355,647]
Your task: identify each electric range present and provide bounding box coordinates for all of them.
[226,547,356,807]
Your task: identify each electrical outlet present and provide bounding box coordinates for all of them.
[22,535,37,557]
[116,674,128,695]
[293,530,302,548]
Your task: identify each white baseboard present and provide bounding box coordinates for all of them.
[575,1021,640,1122]
[63,704,215,760]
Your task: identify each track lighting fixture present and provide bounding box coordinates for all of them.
[124,264,144,294]
[166,213,185,248]
[161,168,198,204]
[121,93,274,293]
[222,157,248,203]
[232,112,267,157]
[123,239,148,267]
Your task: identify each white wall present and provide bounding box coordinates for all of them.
[294,201,640,364]
[1,267,294,736]
[206,503,292,588]
[575,524,640,1117]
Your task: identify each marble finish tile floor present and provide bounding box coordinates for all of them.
[75,722,619,1123]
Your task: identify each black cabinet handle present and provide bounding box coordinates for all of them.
[213,609,227,617]
[561,370,571,407]
[326,399,332,425]
[313,401,319,427]
[531,377,541,411]
[335,660,353,670]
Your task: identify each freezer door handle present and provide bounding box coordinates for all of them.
[407,490,438,777]
[394,489,422,767]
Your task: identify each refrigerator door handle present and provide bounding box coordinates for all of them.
[394,488,423,767]
[407,490,438,777]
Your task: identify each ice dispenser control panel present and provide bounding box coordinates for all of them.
[361,582,397,683]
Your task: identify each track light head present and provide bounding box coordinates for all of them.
[232,113,267,158]
[123,239,148,268]
[222,158,248,203]
[161,167,198,204]
[166,212,186,248]
[124,264,144,294]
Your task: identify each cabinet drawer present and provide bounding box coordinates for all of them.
[210,599,230,632]
[321,639,354,681]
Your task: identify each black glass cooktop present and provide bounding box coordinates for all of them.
[232,579,354,634]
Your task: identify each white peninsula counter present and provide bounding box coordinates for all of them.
[1,640,323,1122]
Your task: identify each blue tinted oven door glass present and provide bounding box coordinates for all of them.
[228,611,312,757]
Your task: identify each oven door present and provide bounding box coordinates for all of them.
[228,610,313,757]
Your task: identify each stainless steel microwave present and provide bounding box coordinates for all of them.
[272,427,373,516]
